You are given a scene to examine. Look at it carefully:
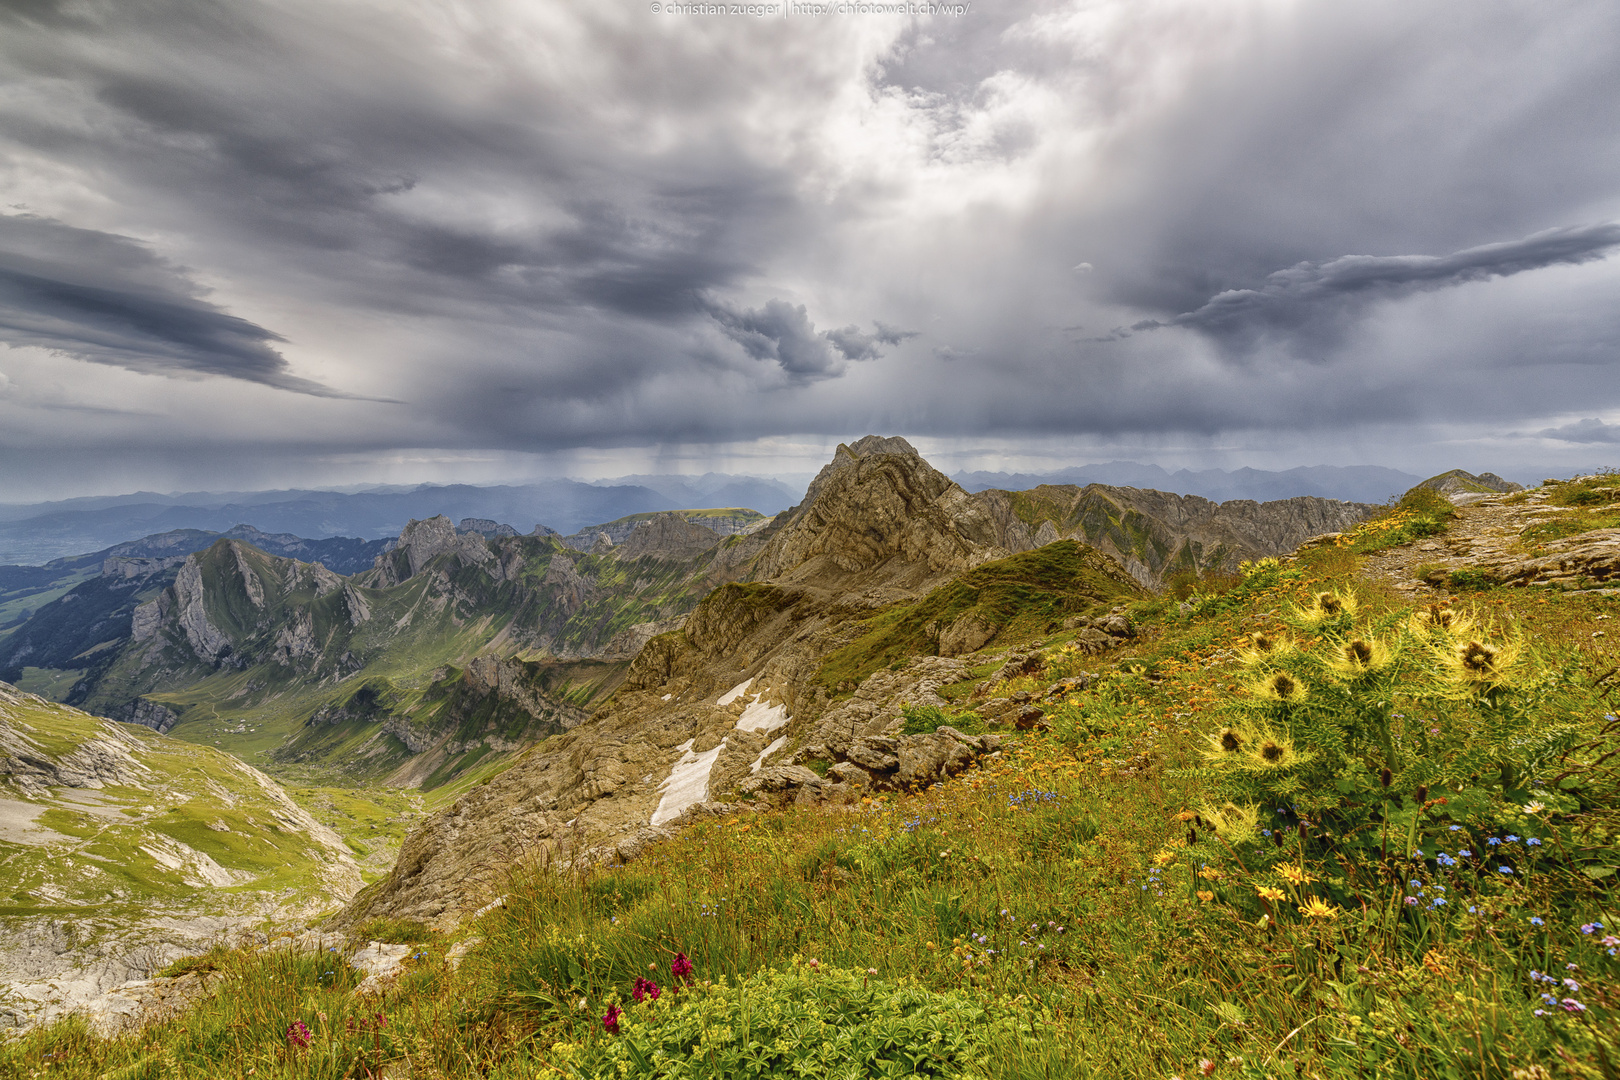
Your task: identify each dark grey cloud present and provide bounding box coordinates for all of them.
[0,214,339,395]
[0,1,792,328]
[824,321,918,363]
[1131,223,1620,351]
[1539,418,1620,444]
[706,299,902,382]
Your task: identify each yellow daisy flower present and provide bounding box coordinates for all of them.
[1298,897,1340,920]
[1276,864,1314,886]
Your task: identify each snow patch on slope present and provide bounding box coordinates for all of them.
[749,735,789,774]
[717,679,753,705]
[650,738,728,827]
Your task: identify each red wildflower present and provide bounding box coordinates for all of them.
[632,977,661,1003]
[602,1004,622,1034]
[671,952,694,980]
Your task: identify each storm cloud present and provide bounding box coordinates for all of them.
[1539,418,1620,445]
[1,0,1618,497]
[1134,224,1620,353]
[0,215,344,394]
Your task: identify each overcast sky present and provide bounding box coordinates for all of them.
[1,0,1617,501]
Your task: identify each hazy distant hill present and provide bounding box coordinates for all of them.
[952,463,1422,504]
[0,482,665,565]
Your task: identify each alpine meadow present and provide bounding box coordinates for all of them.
[3,1,1620,1078]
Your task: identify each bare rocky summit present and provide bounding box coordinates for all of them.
[1360,481,1619,595]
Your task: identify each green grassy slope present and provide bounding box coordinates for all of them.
[0,683,359,925]
[816,539,1146,692]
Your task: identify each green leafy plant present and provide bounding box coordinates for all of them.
[550,963,1016,1079]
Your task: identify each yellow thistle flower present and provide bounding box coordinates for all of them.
[1276,864,1313,886]
[1196,890,1215,903]
[1298,897,1340,920]
[1289,589,1358,630]
[1250,671,1308,704]
[1243,732,1312,773]
[1199,802,1261,844]
[1408,603,1477,641]
[1207,726,1247,756]
[1255,885,1286,902]
[1238,632,1297,667]
[1442,635,1524,691]
[1198,866,1224,882]
[1323,636,1394,681]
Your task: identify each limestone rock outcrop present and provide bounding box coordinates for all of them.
[1480,529,1620,588]
[611,513,725,561]
[112,698,181,735]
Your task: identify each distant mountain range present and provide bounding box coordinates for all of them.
[952,463,1423,504]
[0,463,1435,567]
[0,477,805,565]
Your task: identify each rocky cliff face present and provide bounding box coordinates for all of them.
[611,513,727,562]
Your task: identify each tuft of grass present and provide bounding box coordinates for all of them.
[899,704,986,737]
[154,945,232,980]
[1344,486,1459,554]
[1549,469,1620,509]
[350,917,437,945]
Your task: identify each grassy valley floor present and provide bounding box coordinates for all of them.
[3,495,1617,1079]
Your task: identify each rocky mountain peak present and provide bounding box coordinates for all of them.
[370,515,495,584]
[754,435,1008,588]
[797,435,921,509]
[1416,469,1525,499]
